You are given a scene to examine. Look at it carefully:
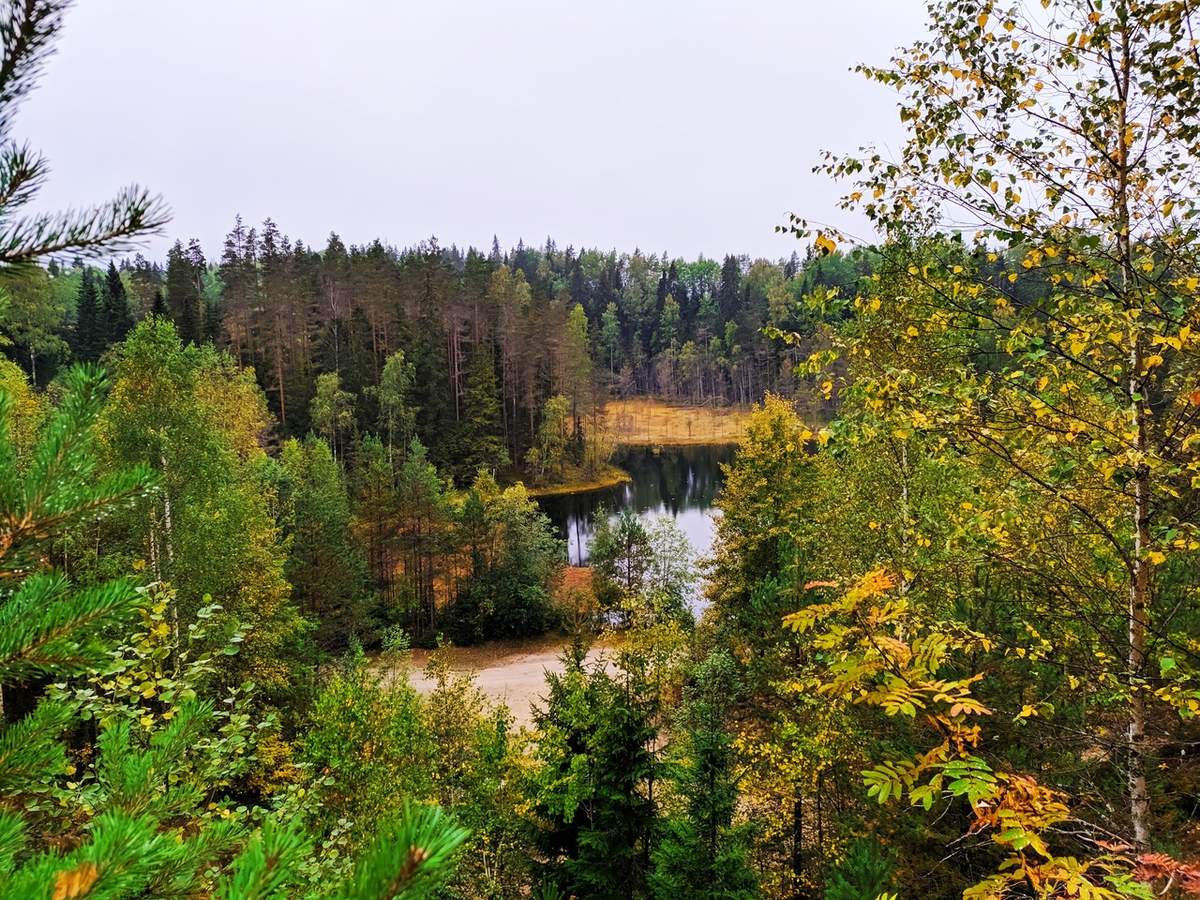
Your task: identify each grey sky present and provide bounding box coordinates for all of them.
[21,0,927,264]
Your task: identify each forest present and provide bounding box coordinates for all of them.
[4,1,1200,900]
[6,215,862,479]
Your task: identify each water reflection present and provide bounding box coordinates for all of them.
[537,445,736,566]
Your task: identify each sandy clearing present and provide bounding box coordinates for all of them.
[407,637,612,729]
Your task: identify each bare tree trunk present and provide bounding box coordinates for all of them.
[275,335,287,426]
[1128,330,1151,848]
[1113,12,1149,845]
[161,457,178,672]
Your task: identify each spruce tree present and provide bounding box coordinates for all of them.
[72,269,100,362]
[717,254,742,322]
[166,240,201,345]
[453,348,505,481]
[530,647,658,900]
[99,260,133,346]
[176,291,199,345]
[650,651,758,900]
[150,287,167,318]
[201,296,222,345]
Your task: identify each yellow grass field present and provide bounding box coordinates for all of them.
[604,398,750,446]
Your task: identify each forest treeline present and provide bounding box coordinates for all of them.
[0,223,867,481]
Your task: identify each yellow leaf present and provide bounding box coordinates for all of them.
[814,233,837,255]
[53,863,99,900]
[977,12,989,27]
[1148,551,1166,565]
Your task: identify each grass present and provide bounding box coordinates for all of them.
[523,463,631,498]
[604,398,750,446]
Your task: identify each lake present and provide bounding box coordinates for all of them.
[536,444,736,567]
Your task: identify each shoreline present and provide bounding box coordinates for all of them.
[520,399,750,499]
[524,436,740,499]
[613,438,741,449]
[524,466,632,498]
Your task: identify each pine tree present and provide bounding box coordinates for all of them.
[0,7,168,269]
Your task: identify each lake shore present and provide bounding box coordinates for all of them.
[510,401,746,501]
[523,463,631,498]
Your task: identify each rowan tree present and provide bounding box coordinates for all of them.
[787,0,1200,850]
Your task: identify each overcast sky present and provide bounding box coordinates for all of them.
[20,0,927,264]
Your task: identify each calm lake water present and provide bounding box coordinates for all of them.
[536,444,736,567]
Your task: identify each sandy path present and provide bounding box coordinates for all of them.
[407,638,611,729]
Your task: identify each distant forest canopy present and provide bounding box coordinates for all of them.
[0,220,875,479]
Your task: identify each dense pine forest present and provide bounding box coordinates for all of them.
[5,1,1200,900]
[7,221,863,477]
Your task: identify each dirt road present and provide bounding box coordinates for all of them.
[407,636,611,729]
